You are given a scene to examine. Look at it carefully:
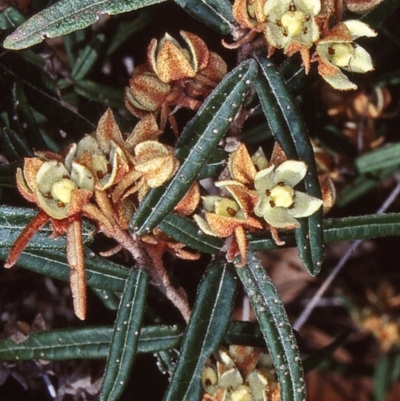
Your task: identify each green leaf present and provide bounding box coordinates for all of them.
[0,6,25,30]
[254,55,324,276]
[225,321,266,348]
[197,148,227,179]
[355,143,400,174]
[248,213,400,251]
[131,59,258,235]
[173,0,234,34]
[236,252,305,401]
[3,0,168,50]
[71,34,105,81]
[0,325,183,360]
[0,53,96,138]
[1,127,33,162]
[0,206,94,252]
[100,268,148,401]
[164,260,238,401]
[158,213,223,254]
[374,352,400,401]
[156,350,179,375]
[106,10,153,56]
[0,248,129,292]
[323,214,400,243]
[64,30,87,66]
[0,162,20,187]
[337,166,398,207]
[91,288,121,310]
[74,80,125,109]
[12,81,48,150]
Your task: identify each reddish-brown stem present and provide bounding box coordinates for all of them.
[67,218,86,320]
[5,210,49,268]
[144,242,191,323]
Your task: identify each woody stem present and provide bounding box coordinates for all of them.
[143,243,191,323]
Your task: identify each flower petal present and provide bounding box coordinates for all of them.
[274,160,307,186]
[264,0,291,17]
[341,44,374,73]
[254,165,275,192]
[288,191,323,218]
[263,206,300,228]
[296,0,321,15]
[321,69,357,91]
[228,143,257,185]
[95,108,124,154]
[193,214,217,236]
[71,161,95,191]
[343,20,377,40]
[174,182,200,216]
[205,212,241,237]
[201,195,224,213]
[217,182,256,217]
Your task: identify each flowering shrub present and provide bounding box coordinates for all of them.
[0,1,399,401]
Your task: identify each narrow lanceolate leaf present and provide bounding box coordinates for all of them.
[355,143,400,174]
[0,54,96,137]
[164,261,238,401]
[237,252,306,401]
[3,0,167,50]
[323,214,400,243]
[0,325,183,360]
[0,162,20,187]
[337,166,398,207]
[91,288,121,310]
[0,248,129,292]
[255,55,324,276]
[131,59,258,235]
[71,34,105,81]
[74,80,125,109]
[100,268,149,401]
[225,321,266,348]
[12,81,48,150]
[248,214,400,251]
[158,213,223,254]
[0,6,25,30]
[0,206,94,251]
[1,127,33,162]
[173,0,234,34]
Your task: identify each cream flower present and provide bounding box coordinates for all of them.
[315,20,377,90]
[194,182,262,266]
[263,0,321,72]
[254,160,323,228]
[201,346,280,401]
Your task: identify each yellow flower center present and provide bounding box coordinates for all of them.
[51,178,77,204]
[216,198,240,217]
[280,11,305,37]
[329,43,354,67]
[270,185,294,208]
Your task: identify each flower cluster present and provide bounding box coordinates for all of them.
[201,345,281,401]
[232,0,379,90]
[125,30,227,133]
[349,281,400,353]
[5,31,226,322]
[194,143,329,266]
[320,83,391,150]
[5,109,180,320]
